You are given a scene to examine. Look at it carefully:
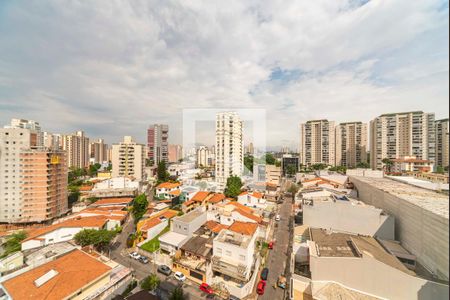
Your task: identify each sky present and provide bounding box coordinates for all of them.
[0,0,448,150]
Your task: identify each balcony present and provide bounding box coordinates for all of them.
[212,256,248,282]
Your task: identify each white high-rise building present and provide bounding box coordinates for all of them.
[112,136,146,181]
[62,131,90,169]
[335,122,368,168]
[215,112,243,190]
[7,118,43,147]
[435,118,449,169]
[90,138,109,164]
[370,111,435,170]
[196,146,212,167]
[43,132,62,150]
[300,120,336,166]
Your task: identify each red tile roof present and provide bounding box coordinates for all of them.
[192,191,210,202]
[182,199,196,207]
[24,216,107,242]
[93,197,133,206]
[2,249,111,300]
[205,221,229,233]
[208,193,226,203]
[79,185,93,192]
[169,189,181,196]
[252,192,263,199]
[229,221,258,236]
[234,208,263,223]
[141,218,162,231]
[227,202,254,214]
[157,182,181,189]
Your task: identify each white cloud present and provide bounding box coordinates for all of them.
[0,0,448,148]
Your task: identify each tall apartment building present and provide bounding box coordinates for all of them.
[89,138,109,164]
[147,124,169,166]
[335,122,368,168]
[112,136,146,181]
[168,144,183,163]
[196,146,212,167]
[42,132,62,150]
[62,131,90,169]
[370,111,435,170]
[300,120,336,166]
[0,128,68,223]
[215,112,243,190]
[435,119,449,169]
[7,118,43,147]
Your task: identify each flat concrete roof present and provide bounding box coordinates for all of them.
[175,209,204,223]
[158,231,188,247]
[350,176,449,219]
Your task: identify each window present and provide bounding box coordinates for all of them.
[225,250,232,256]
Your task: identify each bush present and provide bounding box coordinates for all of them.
[141,274,160,291]
[122,280,137,296]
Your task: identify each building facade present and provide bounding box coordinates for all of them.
[111,136,146,181]
[335,122,368,168]
[197,146,212,167]
[62,131,90,169]
[7,118,43,147]
[281,154,299,176]
[215,112,243,191]
[370,111,435,170]
[147,124,169,166]
[168,144,183,163]
[300,120,336,166]
[435,118,449,169]
[90,138,109,164]
[0,128,68,223]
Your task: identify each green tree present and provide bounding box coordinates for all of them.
[88,163,102,177]
[356,162,370,169]
[74,229,117,249]
[436,166,445,174]
[311,163,327,170]
[169,287,185,300]
[132,194,149,222]
[287,183,299,197]
[157,161,170,183]
[1,231,27,258]
[224,175,243,198]
[286,165,297,177]
[141,274,160,291]
[244,155,254,174]
[382,158,394,172]
[263,153,276,165]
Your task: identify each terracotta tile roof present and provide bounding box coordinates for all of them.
[192,191,210,202]
[238,191,248,196]
[252,192,264,199]
[79,185,93,191]
[23,216,107,242]
[169,189,181,196]
[228,221,258,236]
[227,202,254,214]
[302,178,321,183]
[2,249,111,300]
[141,218,162,231]
[183,199,196,207]
[208,193,226,203]
[204,221,229,233]
[157,182,181,189]
[93,197,133,206]
[234,208,263,223]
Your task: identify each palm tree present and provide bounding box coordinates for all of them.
[169,287,185,300]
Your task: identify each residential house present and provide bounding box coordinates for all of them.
[137,209,178,242]
[182,191,211,213]
[155,182,181,200]
[0,252,23,276]
[237,191,267,210]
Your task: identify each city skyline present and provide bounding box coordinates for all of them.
[0,1,448,148]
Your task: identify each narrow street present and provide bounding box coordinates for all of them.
[259,179,294,300]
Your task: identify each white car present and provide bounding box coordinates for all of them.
[174,271,186,282]
[129,252,141,260]
[275,215,281,221]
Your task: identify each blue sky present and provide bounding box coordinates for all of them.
[0,0,448,149]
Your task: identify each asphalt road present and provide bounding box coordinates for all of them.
[259,181,293,300]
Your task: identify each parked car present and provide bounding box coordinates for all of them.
[129,252,140,260]
[260,268,269,280]
[256,280,266,295]
[268,241,274,249]
[157,265,172,276]
[275,215,281,221]
[199,283,214,294]
[228,296,240,300]
[174,271,186,282]
[138,256,149,264]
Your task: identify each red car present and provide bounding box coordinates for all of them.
[199,283,214,294]
[256,280,266,295]
[268,241,274,249]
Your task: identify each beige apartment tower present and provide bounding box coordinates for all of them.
[90,138,109,164]
[335,122,368,168]
[435,118,449,169]
[0,128,68,223]
[370,111,435,170]
[112,136,146,181]
[215,112,243,191]
[300,120,336,166]
[62,131,90,169]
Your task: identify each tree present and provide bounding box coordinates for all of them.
[244,155,254,174]
[224,176,243,198]
[141,274,160,291]
[1,231,27,258]
[157,161,170,183]
[263,153,276,165]
[382,158,394,172]
[356,162,370,169]
[287,183,299,196]
[286,165,297,177]
[311,163,327,170]
[132,194,149,222]
[169,287,185,300]
[436,166,445,174]
[74,229,117,249]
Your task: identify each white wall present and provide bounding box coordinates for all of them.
[145,220,168,241]
[303,201,395,239]
[309,241,449,300]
